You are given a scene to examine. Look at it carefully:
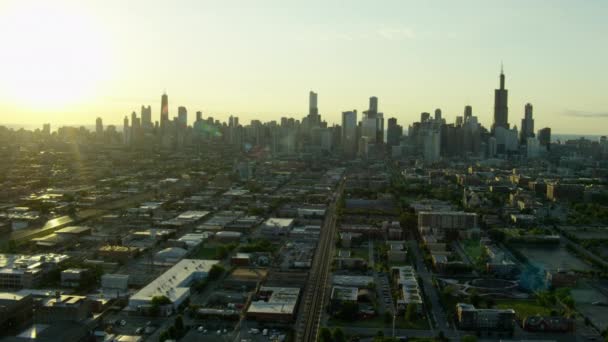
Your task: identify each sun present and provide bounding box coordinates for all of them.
[0,2,112,110]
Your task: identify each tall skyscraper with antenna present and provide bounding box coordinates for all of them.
[160,92,169,133]
[492,65,509,132]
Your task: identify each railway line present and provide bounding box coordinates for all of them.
[295,179,344,341]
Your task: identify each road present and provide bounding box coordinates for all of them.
[295,179,344,342]
[551,226,608,269]
[409,240,460,341]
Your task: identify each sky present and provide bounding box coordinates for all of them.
[0,0,607,134]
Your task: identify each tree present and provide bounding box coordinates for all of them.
[337,301,359,321]
[174,315,184,331]
[485,297,495,309]
[151,295,171,306]
[319,327,333,342]
[405,303,417,322]
[159,331,169,342]
[208,264,224,280]
[469,290,481,307]
[333,328,346,342]
[462,335,478,342]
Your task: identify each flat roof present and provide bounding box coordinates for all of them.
[176,211,210,220]
[247,287,300,315]
[56,226,91,234]
[264,218,294,228]
[129,259,218,305]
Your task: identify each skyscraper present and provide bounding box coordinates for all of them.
[306,91,321,128]
[386,117,402,147]
[178,106,188,126]
[341,110,358,157]
[520,103,535,144]
[363,96,383,144]
[492,66,509,132]
[141,105,152,129]
[434,108,442,121]
[160,92,169,132]
[123,116,130,145]
[95,117,103,135]
[309,91,318,116]
[537,127,551,150]
[369,96,378,115]
[464,105,473,120]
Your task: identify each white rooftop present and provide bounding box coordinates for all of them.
[129,259,218,307]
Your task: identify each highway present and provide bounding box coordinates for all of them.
[295,179,344,342]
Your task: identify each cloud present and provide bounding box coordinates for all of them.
[563,110,608,118]
[376,27,416,40]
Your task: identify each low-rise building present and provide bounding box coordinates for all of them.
[246,286,300,322]
[128,259,219,310]
[260,218,294,237]
[391,266,423,313]
[456,303,515,331]
[60,269,89,288]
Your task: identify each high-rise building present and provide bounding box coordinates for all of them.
[42,123,51,135]
[421,112,431,122]
[369,96,378,115]
[96,117,103,135]
[520,103,535,144]
[387,117,402,147]
[434,108,442,121]
[178,106,188,126]
[160,92,169,132]
[464,105,473,120]
[196,111,203,122]
[537,127,551,150]
[363,97,383,143]
[123,116,130,145]
[341,110,358,157]
[306,91,321,128]
[309,91,318,116]
[141,105,152,129]
[423,129,441,164]
[492,66,509,132]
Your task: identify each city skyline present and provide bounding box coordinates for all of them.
[0,0,607,134]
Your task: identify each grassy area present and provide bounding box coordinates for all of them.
[350,247,369,261]
[462,239,483,260]
[328,315,429,330]
[495,299,552,319]
[192,247,217,259]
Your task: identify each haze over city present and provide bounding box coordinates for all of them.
[2,2,608,342]
[0,0,607,134]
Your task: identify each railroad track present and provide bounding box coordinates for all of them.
[296,180,344,342]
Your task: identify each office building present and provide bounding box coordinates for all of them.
[341,110,358,157]
[520,103,534,144]
[95,117,103,135]
[492,66,509,132]
[537,127,551,150]
[456,303,515,330]
[160,92,169,132]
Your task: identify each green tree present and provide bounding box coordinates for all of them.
[337,301,359,321]
[462,335,478,342]
[333,328,346,342]
[319,327,333,342]
[174,315,184,331]
[469,289,481,307]
[208,264,224,280]
[405,303,417,322]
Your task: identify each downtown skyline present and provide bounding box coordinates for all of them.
[0,0,607,134]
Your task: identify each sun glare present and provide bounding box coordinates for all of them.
[0,2,111,110]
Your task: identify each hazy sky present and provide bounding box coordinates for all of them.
[0,0,607,134]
